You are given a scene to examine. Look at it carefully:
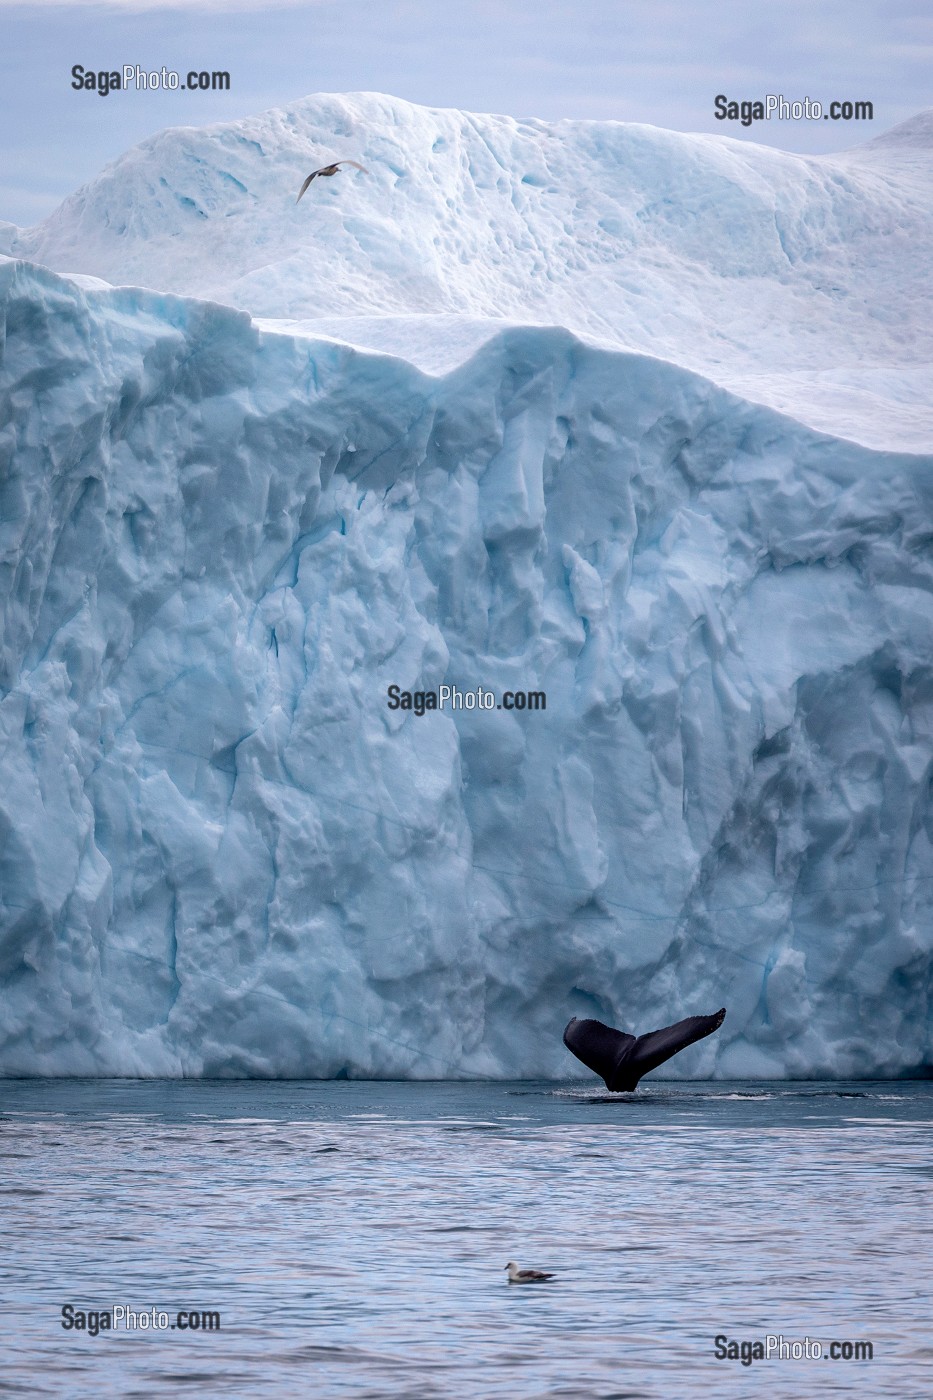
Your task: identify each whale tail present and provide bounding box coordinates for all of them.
[563,1008,726,1091]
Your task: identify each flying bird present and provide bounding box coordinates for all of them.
[296,161,370,202]
[505,1261,555,1284]
[563,1008,726,1092]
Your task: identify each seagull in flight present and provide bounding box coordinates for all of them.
[505,1261,555,1284]
[296,161,369,202]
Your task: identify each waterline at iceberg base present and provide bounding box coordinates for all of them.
[1,257,931,1079]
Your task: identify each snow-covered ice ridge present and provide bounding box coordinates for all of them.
[0,94,931,1077]
[6,92,933,450]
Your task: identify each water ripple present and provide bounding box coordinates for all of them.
[1,1078,930,1398]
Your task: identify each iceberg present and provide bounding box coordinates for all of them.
[10,92,933,452]
[0,94,930,1078]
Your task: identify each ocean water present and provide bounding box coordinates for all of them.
[2,1078,931,1398]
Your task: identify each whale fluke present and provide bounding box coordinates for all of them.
[563,1008,726,1091]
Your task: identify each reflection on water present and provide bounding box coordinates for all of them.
[2,1079,931,1398]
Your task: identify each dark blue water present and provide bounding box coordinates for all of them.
[2,1079,931,1397]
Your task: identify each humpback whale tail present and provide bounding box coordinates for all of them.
[563,1008,726,1091]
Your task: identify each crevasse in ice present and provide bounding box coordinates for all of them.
[0,94,931,1076]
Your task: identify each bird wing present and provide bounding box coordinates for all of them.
[518,1269,553,1280]
[337,161,370,173]
[296,172,319,203]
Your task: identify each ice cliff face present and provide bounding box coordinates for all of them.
[1,95,931,1077]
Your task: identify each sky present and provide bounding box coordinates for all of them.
[1,0,930,226]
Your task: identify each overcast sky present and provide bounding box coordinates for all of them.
[2,0,930,226]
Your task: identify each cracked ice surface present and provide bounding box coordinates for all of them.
[1,255,931,1077]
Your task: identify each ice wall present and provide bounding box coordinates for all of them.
[1,257,931,1077]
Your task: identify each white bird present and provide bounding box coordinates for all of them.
[296,161,370,202]
[505,1260,555,1284]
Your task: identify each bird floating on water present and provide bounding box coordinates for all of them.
[296,161,369,202]
[505,1261,555,1284]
